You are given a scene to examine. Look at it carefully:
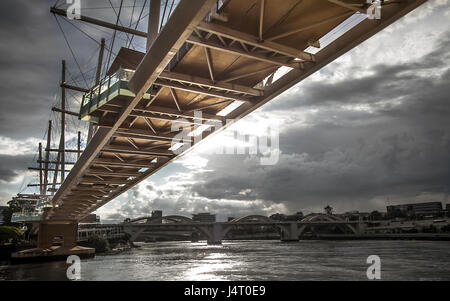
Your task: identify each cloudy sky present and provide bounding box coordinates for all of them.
[0,0,449,222]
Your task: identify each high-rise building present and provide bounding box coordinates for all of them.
[192,212,216,223]
[151,210,163,218]
[79,214,100,224]
[387,202,442,216]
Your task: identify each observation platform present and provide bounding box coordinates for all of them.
[80,66,156,123]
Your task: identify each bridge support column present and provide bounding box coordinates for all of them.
[280,222,299,242]
[355,222,367,235]
[123,225,145,242]
[190,231,200,242]
[11,221,95,263]
[38,221,78,249]
[205,224,224,245]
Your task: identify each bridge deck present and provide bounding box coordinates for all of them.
[46,0,426,221]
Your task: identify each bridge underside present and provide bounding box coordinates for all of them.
[45,0,426,221]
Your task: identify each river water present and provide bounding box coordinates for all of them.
[1,240,449,281]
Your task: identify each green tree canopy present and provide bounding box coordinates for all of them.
[0,226,24,244]
[1,199,21,226]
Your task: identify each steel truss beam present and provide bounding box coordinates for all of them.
[101,145,174,157]
[196,21,314,62]
[86,169,141,176]
[160,71,262,96]
[98,104,224,124]
[186,35,304,69]
[79,177,131,185]
[154,78,253,102]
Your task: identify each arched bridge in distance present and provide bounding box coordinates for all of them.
[122,214,362,244]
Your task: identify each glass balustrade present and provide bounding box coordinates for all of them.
[11,197,52,222]
[79,68,149,122]
[79,67,160,122]
[11,212,43,222]
[79,0,227,122]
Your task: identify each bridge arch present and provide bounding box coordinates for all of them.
[126,216,151,223]
[229,215,273,223]
[154,215,194,224]
[300,214,345,223]
[126,215,222,244]
[123,215,194,241]
[125,215,193,224]
[298,214,357,236]
[218,215,275,240]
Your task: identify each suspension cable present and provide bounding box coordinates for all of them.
[127,0,147,49]
[105,0,125,82]
[160,0,168,32]
[60,17,134,80]
[54,14,90,88]
[168,0,175,21]
[127,0,138,50]
[108,0,131,47]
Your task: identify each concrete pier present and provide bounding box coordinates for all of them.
[280,222,300,242]
[11,221,94,264]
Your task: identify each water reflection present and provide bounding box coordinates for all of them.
[1,240,450,281]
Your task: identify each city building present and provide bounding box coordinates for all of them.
[192,212,216,223]
[269,212,304,221]
[337,211,370,221]
[387,202,443,217]
[151,210,163,218]
[79,214,100,224]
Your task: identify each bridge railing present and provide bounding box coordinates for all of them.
[11,197,53,223]
[79,68,155,122]
[80,0,229,120]
[77,224,125,241]
[11,212,42,223]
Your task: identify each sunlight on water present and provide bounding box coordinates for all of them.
[1,240,450,281]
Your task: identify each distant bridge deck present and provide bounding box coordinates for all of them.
[124,220,364,227]
[45,0,426,221]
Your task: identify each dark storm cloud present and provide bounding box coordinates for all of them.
[188,30,450,213]
[265,31,450,112]
[0,0,61,138]
[0,154,34,182]
[0,0,123,139]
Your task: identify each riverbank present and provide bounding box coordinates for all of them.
[0,242,39,262]
[1,234,136,264]
[10,246,95,264]
[226,232,450,241]
[300,233,450,241]
[78,234,136,254]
